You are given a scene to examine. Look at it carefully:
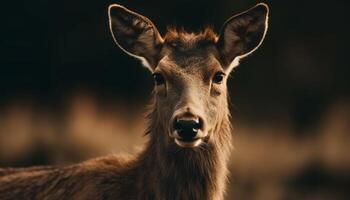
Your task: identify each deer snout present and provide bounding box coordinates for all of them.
[171,111,206,148]
[173,118,202,141]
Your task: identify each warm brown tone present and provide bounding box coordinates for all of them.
[0,3,269,200]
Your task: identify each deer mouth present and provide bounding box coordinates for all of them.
[174,138,203,148]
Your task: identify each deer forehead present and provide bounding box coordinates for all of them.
[157,54,222,81]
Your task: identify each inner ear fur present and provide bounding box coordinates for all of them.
[217,3,269,71]
[108,4,163,71]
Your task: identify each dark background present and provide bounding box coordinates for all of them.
[1,0,350,199]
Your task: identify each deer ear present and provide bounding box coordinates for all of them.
[108,4,163,72]
[217,3,269,72]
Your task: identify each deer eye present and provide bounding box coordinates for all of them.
[213,72,225,84]
[152,73,165,85]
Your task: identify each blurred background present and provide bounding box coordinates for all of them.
[1,0,349,199]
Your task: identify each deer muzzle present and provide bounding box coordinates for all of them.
[171,111,206,148]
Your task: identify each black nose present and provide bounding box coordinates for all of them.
[174,119,201,141]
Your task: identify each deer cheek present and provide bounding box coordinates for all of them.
[155,85,167,98]
[210,85,222,97]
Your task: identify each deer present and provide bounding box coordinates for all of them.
[0,3,269,200]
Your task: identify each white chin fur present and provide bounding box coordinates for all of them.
[174,138,202,148]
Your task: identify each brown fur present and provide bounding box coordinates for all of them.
[164,27,218,45]
[0,3,269,200]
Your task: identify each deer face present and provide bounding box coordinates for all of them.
[153,51,227,148]
[108,3,269,148]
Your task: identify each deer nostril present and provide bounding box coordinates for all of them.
[174,119,202,141]
[174,119,201,131]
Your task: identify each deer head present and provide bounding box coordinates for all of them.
[108,3,269,149]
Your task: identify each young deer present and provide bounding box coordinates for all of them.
[0,3,269,200]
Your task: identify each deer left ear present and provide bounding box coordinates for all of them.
[108,4,163,72]
[217,3,269,72]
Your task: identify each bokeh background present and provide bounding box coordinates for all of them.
[1,0,350,199]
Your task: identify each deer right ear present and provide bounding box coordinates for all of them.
[108,4,163,72]
[217,3,269,73]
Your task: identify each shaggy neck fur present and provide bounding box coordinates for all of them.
[136,96,233,200]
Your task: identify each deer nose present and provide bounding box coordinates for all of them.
[173,118,202,141]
